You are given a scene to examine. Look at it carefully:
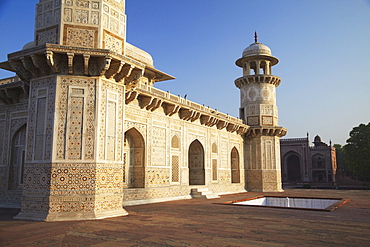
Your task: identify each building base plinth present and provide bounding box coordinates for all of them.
[14,208,129,222]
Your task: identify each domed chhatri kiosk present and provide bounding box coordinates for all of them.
[0,0,286,222]
[235,32,287,192]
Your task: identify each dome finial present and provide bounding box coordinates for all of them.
[254,31,258,43]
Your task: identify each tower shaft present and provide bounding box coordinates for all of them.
[235,37,287,192]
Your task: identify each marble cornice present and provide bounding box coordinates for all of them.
[234,75,281,88]
[1,44,174,89]
[127,84,250,135]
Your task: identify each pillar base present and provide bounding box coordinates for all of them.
[246,169,283,192]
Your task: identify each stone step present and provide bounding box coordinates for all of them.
[191,188,220,199]
[191,188,209,193]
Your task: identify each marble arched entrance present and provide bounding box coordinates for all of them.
[188,140,205,185]
[124,128,145,188]
[231,147,240,183]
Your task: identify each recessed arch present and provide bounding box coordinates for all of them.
[171,135,180,149]
[211,142,218,154]
[171,134,180,183]
[8,124,26,190]
[188,139,205,185]
[286,153,301,182]
[124,128,145,188]
[231,147,240,183]
[312,154,326,168]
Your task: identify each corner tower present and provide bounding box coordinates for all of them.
[235,33,287,192]
[0,0,173,221]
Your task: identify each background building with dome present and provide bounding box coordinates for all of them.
[0,0,286,221]
[280,134,337,185]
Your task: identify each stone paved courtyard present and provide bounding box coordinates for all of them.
[1,189,369,246]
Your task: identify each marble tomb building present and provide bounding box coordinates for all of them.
[0,0,286,221]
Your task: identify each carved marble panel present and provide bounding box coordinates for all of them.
[96,81,124,161]
[263,140,273,169]
[65,0,73,6]
[64,25,98,48]
[110,18,119,33]
[0,118,5,164]
[262,116,273,126]
[36,14,43,29]
[91,11,99,25]
[27,78,56,162]
[64,8,72,22]
[103,14,109,29]
[103,4,110,13]
[34,96,47,160]
[151,126,166,167]
[76,0,89,8]
[56,77,95,160]
[66,94,84,160]
[37,27,58,46]
[220,141,228,168]
[171,155,180,182]
[246,105,259,115]
[43,1,53,11]
[146,168,170,186]
[111,8,120,19]
[74,9,89,23]
[92,2,100,9]
[106,99,117,161]
[247,116,259,125]
[44,11,53,26]
[104,31,124,54]
[212,159,218,181]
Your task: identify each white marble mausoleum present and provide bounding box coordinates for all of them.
[0,0,286,221]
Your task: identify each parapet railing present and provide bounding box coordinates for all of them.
[281,138,308,142]
[136,82,243,124]
[310,146,332,150]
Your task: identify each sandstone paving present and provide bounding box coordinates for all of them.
[0,189,369,246]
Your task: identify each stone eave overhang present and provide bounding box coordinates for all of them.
[126,83,249,135]
[0,79,29,105]
[245,126,287,139]
[236,54,279,67]
[0,43,174,87]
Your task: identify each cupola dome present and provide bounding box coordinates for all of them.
[242,42,272,57]
[314,135,322,143]
[235,32,279,67]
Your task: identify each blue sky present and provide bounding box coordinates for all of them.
[0,0,369,145]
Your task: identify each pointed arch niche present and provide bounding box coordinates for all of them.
[124,128,145,188]
[286,153,301,182]
[231,147,240,183]
[8,124,26,190]
[171,135,180,183]
[188,140,205,185]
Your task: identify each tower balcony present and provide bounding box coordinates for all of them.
[245,126,287,139]
[235,75,281,89]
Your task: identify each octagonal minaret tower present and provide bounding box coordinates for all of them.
[235,33,287,192]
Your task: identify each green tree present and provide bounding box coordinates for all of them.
[344,122,370,180]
